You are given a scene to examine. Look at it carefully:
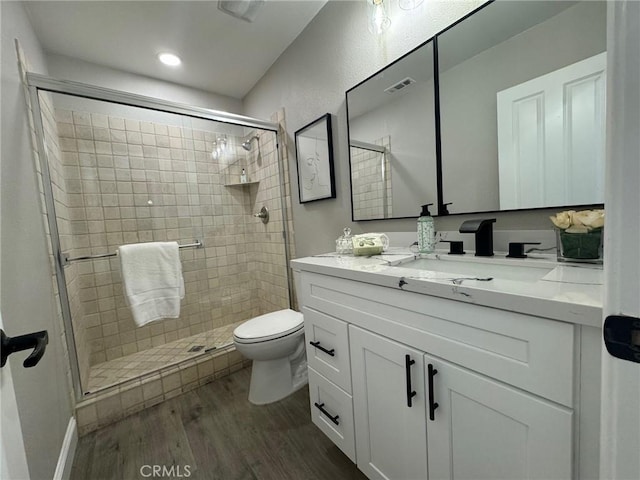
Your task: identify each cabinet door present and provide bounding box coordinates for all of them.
[350,326,428,480]
[425,354,573,480]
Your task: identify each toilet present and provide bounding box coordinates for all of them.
[233,308,307,405]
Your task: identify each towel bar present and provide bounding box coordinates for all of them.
[60,240,203,266]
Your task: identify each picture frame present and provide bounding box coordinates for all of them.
[294,113,336,203]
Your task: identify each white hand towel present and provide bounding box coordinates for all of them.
[118,241,185,327]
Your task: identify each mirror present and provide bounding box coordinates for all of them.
[346,40,437,221]
[438,1,607,214]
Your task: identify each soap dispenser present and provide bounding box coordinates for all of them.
[418,203,435,253]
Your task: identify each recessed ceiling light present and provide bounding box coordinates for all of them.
[158,53,181,67]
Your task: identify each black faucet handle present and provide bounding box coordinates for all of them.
[440,240,465,255]
[506,242,541,259]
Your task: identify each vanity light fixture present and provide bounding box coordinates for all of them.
[211,140,219,160]
[398,0,424,10]
[211,135,228,160]
[217,134,227,153]
[158,52,181,67]
[368,0,391,36]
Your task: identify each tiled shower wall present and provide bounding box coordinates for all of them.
[17,41,80,398]
[351,136,392,220]
[53,107,291,383]
[38,96,92,387]
[246,118,292,314]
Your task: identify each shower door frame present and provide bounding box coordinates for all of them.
[26,72,293,401]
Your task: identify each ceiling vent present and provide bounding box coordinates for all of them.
[218,0,265,23]
[384,77,416,94]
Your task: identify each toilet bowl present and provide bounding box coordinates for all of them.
[233,308,307,405]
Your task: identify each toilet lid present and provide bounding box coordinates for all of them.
[233,309,304,343]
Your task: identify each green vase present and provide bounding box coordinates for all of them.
[558,229,602,260]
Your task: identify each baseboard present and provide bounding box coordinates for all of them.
[53,417,77,480]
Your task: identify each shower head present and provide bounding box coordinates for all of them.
[242,135,260,151]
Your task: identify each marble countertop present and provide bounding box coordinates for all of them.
[291,248,603,328]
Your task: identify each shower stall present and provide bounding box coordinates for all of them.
[350,138,392,220]
[26,74,293,433]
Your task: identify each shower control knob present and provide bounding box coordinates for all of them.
[253,206,269,224]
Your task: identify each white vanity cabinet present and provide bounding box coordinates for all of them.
[425,354,572,480]
[304,307,356,461]
[297,266,601,480]
[350,326,428,480]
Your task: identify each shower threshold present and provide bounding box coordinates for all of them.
[85,320,244,394]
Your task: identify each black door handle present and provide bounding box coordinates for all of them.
[427,363,439,420]
[1,329,49,368]
[309,340,335,357]
[405,354,417,407]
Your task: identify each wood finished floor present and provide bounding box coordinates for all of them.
[71,367,367,480]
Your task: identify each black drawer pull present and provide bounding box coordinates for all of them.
[428,363,439,421]
[314,402,340,425]
[405,354,417,407]
[310,341,335,357]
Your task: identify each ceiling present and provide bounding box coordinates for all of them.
[24,1,328,100]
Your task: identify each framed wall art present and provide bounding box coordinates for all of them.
[294,113,336,203]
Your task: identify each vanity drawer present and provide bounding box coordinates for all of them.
[301,271,575,407]
[308,367,356,463]
[304,307,352,393]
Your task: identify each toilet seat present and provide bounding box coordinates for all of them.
[233,309,304,344]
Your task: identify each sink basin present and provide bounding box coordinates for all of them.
[396,257,555,282]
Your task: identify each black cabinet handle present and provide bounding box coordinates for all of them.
[309,341,335,357]
[428,363,439,420]
[405,354,417,407]
[314,402,340,425]
[1,329,49,368]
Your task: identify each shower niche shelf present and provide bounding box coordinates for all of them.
[224,180,260,187]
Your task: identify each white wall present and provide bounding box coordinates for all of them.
[0,2,73,478]
[244,0,582,258]
[46,53,244,115]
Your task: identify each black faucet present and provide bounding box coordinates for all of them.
[459,219,496,257]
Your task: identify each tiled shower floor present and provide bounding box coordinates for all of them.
[86,321,244,393]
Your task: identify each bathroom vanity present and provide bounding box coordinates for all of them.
[292,251,603,480]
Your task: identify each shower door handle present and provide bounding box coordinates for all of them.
[1,329,49,368]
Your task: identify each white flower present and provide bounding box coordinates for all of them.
[551,209,604,231]
[550,211,572,229]
[574,209,605,229]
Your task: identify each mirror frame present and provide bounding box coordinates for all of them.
[345,0,605,220]
[345,37,441,221]
[295,113,337,204]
